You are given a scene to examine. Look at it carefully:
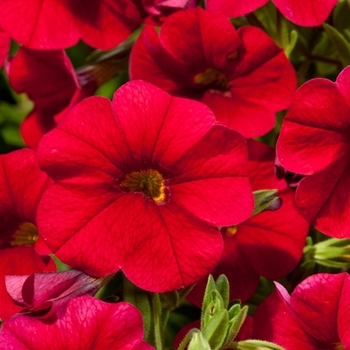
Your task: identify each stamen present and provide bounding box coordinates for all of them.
[121,169,166,203]
[11,222,38,246]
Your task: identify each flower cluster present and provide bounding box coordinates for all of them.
[0,1,349,349]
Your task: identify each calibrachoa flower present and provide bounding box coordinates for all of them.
[137,0,198,24]
[206,0,338,27]
[253,273,350,349]
[5,270,103,319]
[0,26,9,67]
[130,8,296,138]
[0,296,154,349]
[0,149,55,320]
[0,0,142,50]
[8,48,96,149]
[277,66,350,238]
[37,80,254,292]
[187,141,308,304]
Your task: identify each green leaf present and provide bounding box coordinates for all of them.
[323,23,350,66]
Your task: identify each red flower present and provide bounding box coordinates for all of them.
[205,0,337,27]
[37,80,254,292]
[0,26,9,67]
[5,270,103,319]
[0,149,55,320]
[206,0,268,18]
[187,141,308,304]
[8,48,96,149]
[0,0,142,49]
[138,0,198,24]
[0,296,154,349]
[253,273,350,349]
[129,8,296,138]
[277,66,350,238]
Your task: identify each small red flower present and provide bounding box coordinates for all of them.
[0,0,142,49]
[277,66,350,238]
[138,0,198,24]
[37,80,254,292]
[0,149,55,320]
[5,270,103,319]
[130,8,296,138]
[0,26,9,67]
[187,141,308,304]
[0,296,154,349]
[253,273,350,349]
[206,0,337,27]
[8,48,96,149]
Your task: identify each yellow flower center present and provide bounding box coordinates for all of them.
[120,169,166,203]
[334,343,344,350]
[226,226,238,236]
[194,68,230,91]
[11,222,38,246]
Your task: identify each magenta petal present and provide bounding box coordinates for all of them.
[339,275,350,347]
[6,270,101,318]
[160,8,240,69]
[37,185,124,276]
[206,0,268,17]
[272,0,337,26]
[0,297,153,349]
[290,274,347,344]
[112,80,215,168]
[120,196,224,292]
[0,0,142,49]
[295,157,350,237]
[170,125,253,226]
[0,247,55,320]
[253,284,326,350]
[0,27,9,67]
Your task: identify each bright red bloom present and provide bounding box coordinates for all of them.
[0,149,55,320]
[253,273,350,349]
[5,270,102,319]
[187,141,308,304]
[0,26,9,67]
[277,66,350,238]
[206,0,268,18]
[37,80,253,292]
[0,296,154,349]
[205,0,337,27]
[0,0,142,50]
[138,0,198,24]
[8,48,96,149]
[130,8,296,138]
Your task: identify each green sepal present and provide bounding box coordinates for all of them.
[202,309,229,350]
[215,274,230,309]
[202,275,217,316]
[228,303,241,320]
[323,23,350,67]
[188,330,212,350]
[223,305,249,347]
[202,290,225,329]
[234,339,286,350]
[252,189,280,216]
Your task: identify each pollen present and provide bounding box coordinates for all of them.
[194,68,230,91]
[226,226,238,236]
[121,169,166,203]
[11,222,39,246]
